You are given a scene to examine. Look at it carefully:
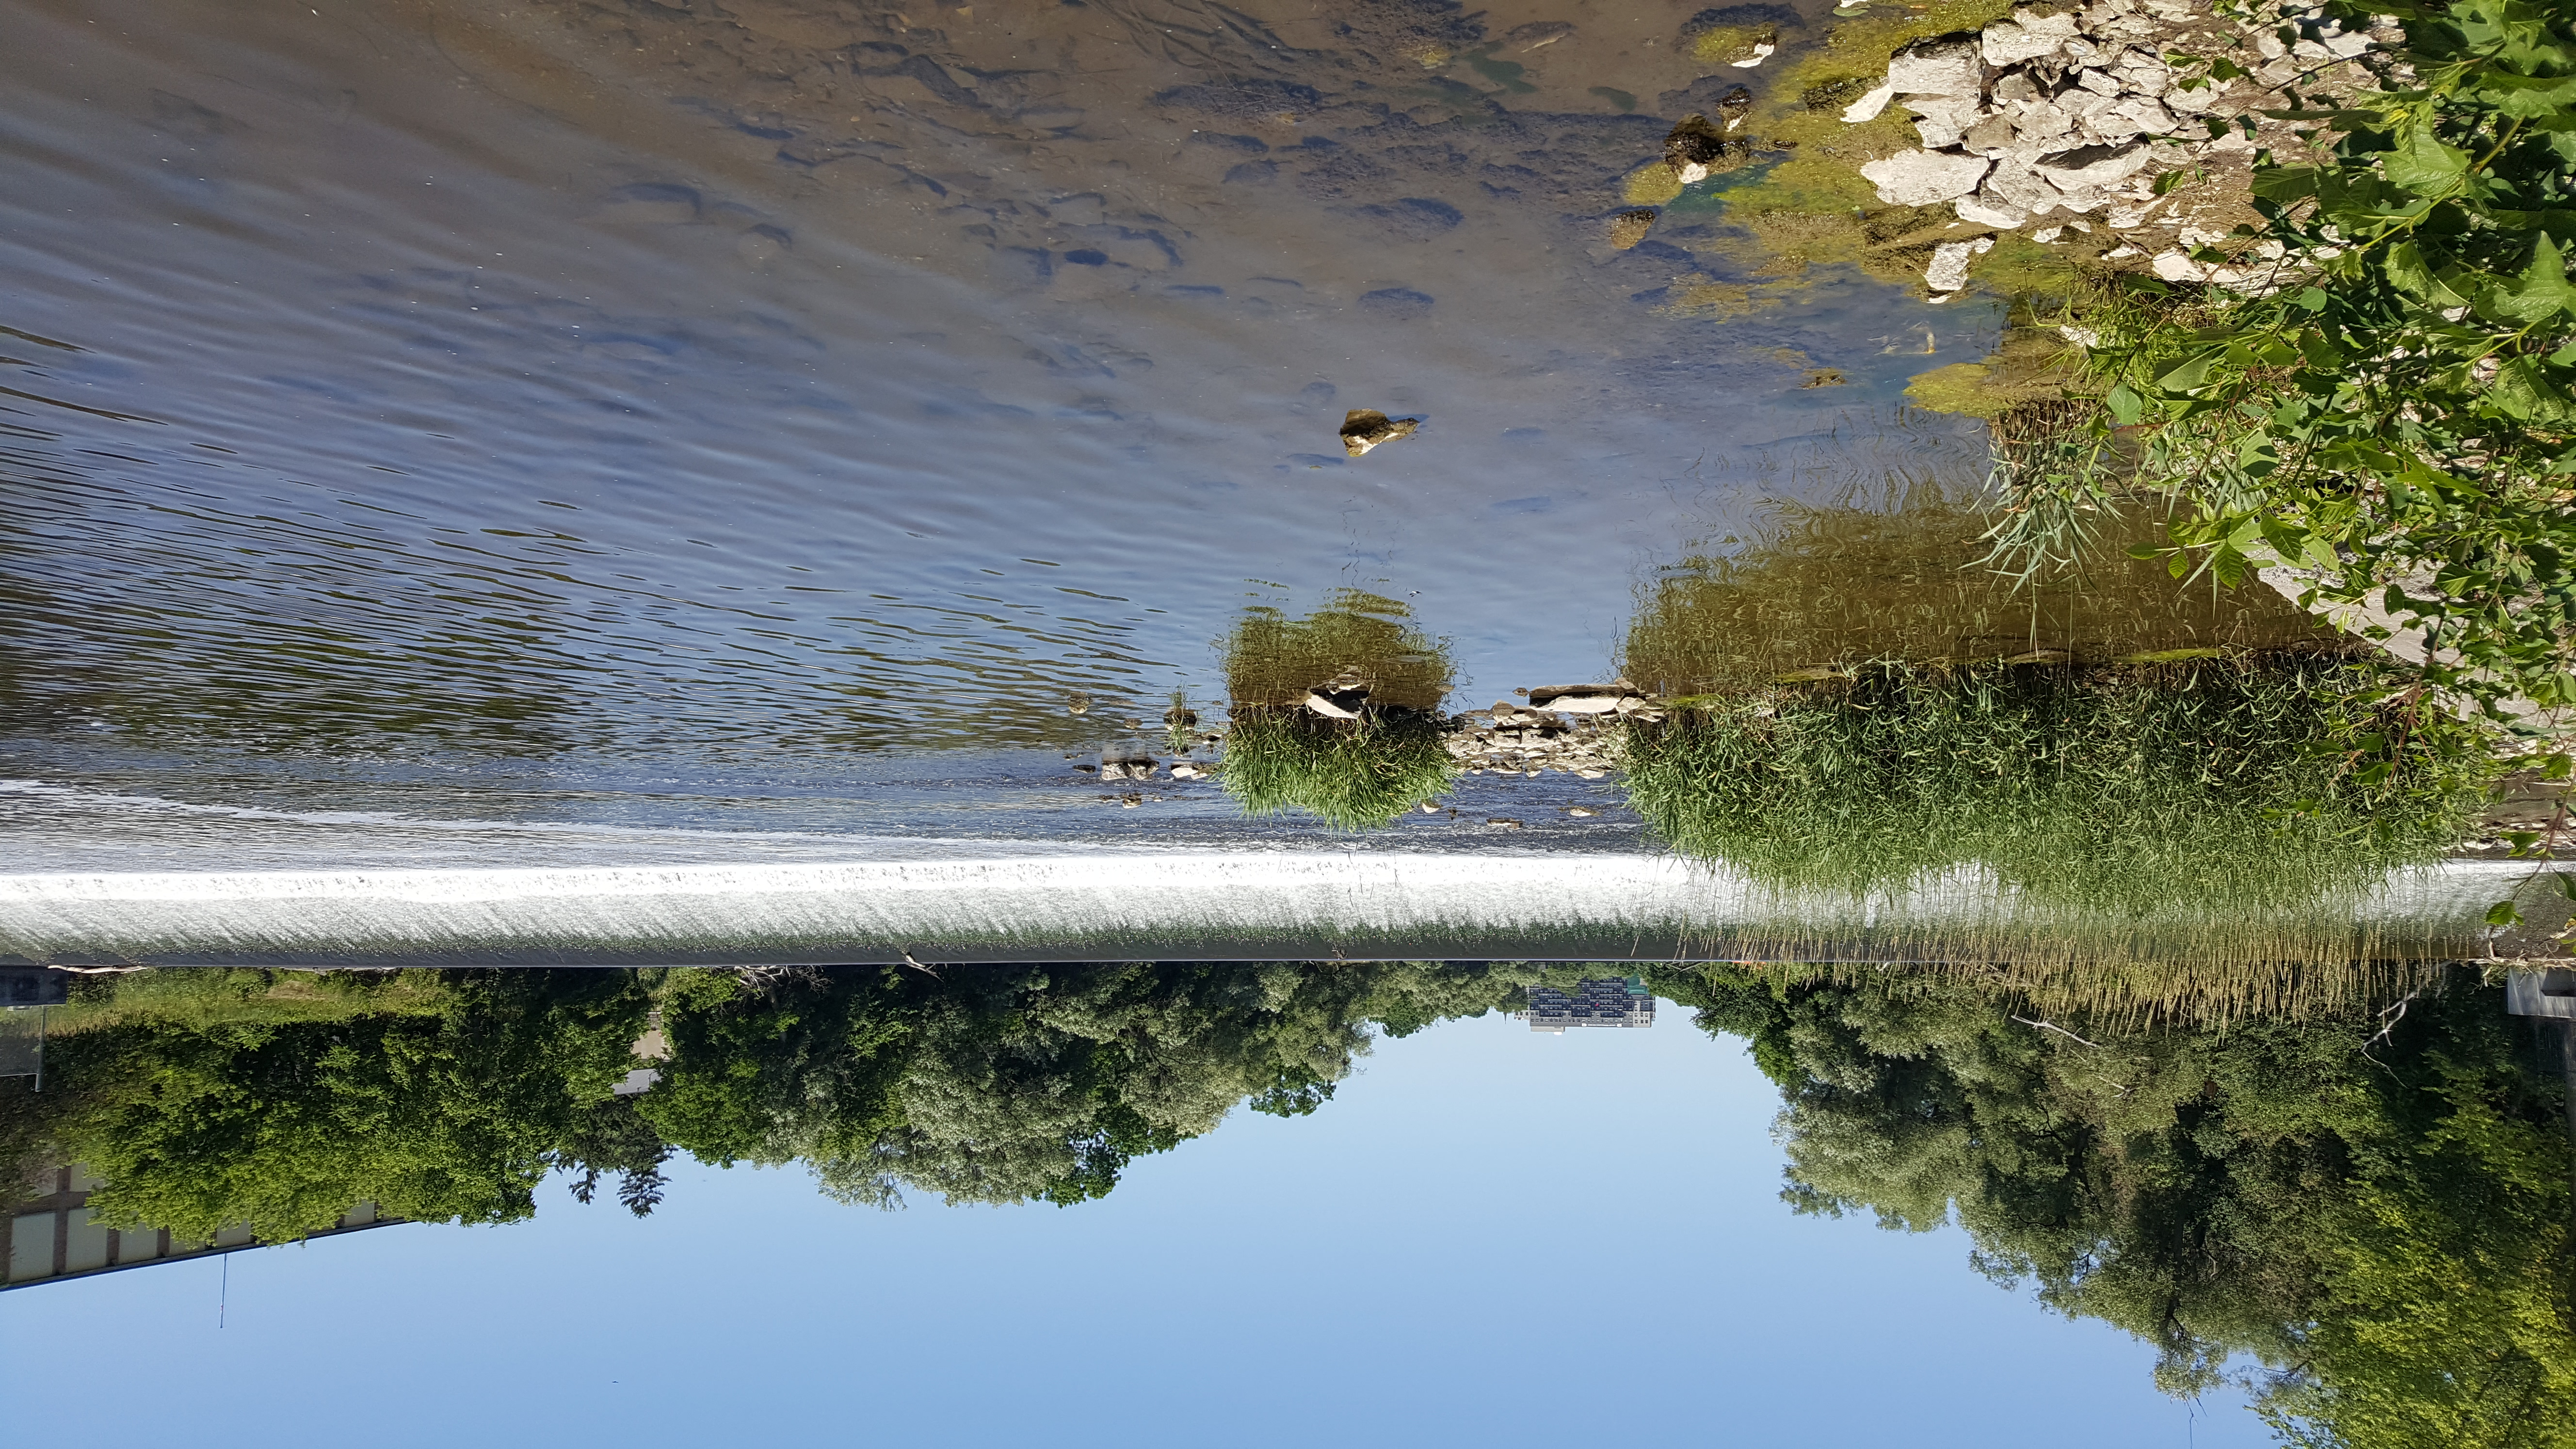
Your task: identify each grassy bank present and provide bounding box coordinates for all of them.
[1621,653,2489,973]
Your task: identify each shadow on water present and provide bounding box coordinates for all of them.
[3,962,2571,1440]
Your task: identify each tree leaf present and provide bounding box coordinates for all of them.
[2488,234,2576,324]
[2379,127,2472,194]
[2484,899,2522,928]
[2155,351,2223,393]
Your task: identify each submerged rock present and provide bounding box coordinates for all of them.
[1505,20,1575,50]
[1609,208,1659,250]
[1339,408,1420,457]
[1662,113,1744,185]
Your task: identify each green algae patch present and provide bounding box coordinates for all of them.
[1623,161,1686,207]
[1964,229,2094,301]
[1658,276,1788,323]
[1905,362,2018,418]
[1690,24,1780,66]
[1904,328,2077,418]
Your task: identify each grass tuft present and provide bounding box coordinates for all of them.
[1219,709,1456,830]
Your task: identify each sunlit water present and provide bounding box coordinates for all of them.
[3,0,1989,810]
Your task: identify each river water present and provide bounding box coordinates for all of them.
[0,0,2011,856]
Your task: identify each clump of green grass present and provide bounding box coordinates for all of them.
[1217,592,1459,829]
[1622,656,2487,967]
[1220,709,1456,830]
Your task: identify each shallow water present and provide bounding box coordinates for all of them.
[0,0,2023,830]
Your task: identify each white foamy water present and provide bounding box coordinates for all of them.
[0,851,2540,968]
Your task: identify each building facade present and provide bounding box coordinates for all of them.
[1514,977,1654,1032]
[3,1164,401,1292]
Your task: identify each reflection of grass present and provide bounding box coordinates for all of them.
[1221,710,1456,830]
[1622,657,2485,974]
[1624,480,2331,695]
[1222,590,1452,711]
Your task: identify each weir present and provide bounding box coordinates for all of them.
[0,852,2561,969]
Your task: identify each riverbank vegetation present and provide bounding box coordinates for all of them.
[1621,654,2489,980]
[1971,0,2576,745]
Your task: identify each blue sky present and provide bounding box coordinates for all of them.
[1,1002,2268,1448]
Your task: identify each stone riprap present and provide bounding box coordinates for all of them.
[1849,0,2392,297]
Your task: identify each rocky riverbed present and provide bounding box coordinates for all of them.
[1847,0,2396,297]
[1072,681,1671,794]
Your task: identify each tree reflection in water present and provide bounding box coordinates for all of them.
[4,962,2570,1443]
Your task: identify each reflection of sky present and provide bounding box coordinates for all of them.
[5,1007,2267,1447]
[0,0,1997,768]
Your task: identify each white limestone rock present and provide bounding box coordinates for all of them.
[1887,37,1985,97]
[1860,148,1992,205]
[1983,159,2067,216]
[1904,94,1985,148]
[2152,249,2207,281]
[1840,80,1897,122]
[1925,236,1995,291]
[2039,141,2155,193]
[1982,9,2081,65]
[1956,193,2028,227]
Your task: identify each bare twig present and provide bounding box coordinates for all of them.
[2012,1014,2104,1049]
[2364,985,2425,1050]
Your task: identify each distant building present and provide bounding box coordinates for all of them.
[1514,976,1654,1032]
[3,1164,401,1293]
[2505,967,2576,1020]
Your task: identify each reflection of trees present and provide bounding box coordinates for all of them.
[1624,481,2330,695]
[644,961,1531,1206]
[0,963,1549,1231]
[1216,591,1458,828]
[1678,968,2576,1446]
[0,968,657,1239]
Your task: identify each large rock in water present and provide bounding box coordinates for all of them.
[1339,408,1419,457]
[1860,149,1991,206]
